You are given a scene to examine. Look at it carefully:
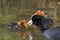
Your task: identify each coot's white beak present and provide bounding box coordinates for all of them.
[27,20,33,26]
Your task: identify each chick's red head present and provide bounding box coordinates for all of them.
[35,10,45,16]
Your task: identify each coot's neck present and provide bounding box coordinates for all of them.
[38,17,50,32]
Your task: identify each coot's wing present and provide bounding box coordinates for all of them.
[43,27,60,40]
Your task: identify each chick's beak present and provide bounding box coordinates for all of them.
[23,20,32,27]
[23,20,28,27]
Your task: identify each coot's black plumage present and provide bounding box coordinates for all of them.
[31,15,60,40]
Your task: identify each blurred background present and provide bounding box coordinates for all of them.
[0,0,60,40]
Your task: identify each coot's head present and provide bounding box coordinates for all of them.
[28,10,46,25]
[28,10,48,26]
[31,15,46,26]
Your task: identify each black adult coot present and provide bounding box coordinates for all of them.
[31,15,60,40]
